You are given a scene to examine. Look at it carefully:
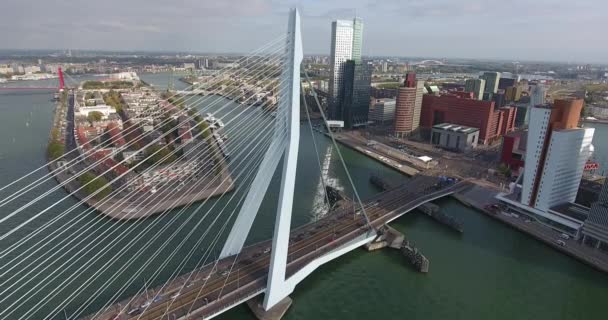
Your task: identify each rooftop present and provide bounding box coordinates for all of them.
[432,123,480,134]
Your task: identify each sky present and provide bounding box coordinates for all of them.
[2,0,608,63]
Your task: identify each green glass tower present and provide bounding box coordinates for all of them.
[351,17,363,63]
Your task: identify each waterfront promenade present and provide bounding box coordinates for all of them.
[455,182,608,273]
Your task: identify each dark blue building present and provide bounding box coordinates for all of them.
[338,60,372,128]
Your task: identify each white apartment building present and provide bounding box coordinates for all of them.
[369,98,396,124]
[498,100,595,238]
[533,128,594,211]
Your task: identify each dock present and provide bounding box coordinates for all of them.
[455,182,608,274]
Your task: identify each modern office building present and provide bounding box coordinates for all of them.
[369,98,396,125]
[465,78,486,100]
[497,99,595,238]
[328,18,363,119]
[481,72,501,99]
[582,182,608,251]
[521,99,594,211]
[498,77,517,90]
[351,18,363,63]
[505,86,523,102]
[519,83,547,127]
[393,73,424,136]
[431,123,479,152]
[338,60,372,128]
[493,92,506,108]
[420,92,517,144]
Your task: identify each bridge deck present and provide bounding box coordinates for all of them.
[87,176,470,320]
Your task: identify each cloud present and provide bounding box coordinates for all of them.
[0,0,606,62]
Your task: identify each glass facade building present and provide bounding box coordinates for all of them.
[338,60,372,128]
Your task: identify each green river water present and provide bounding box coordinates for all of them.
[0,73,606,319]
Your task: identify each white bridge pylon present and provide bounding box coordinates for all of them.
[219,8,303,310]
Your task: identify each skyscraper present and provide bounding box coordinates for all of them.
[481,72,501,100]
[529,84,547,107]
[351,17,363,62]
[505,86,522,102]
[338,60,372,128]
[521,99,595,211]
[516,83,548,127]
[328,18,363,119]
[582,182,608,250]
[465,78,486,100]
[394,72,424,136]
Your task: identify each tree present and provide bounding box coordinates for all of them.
[145,145,176,166]
[103,91,124,113]
[78,172,112,199]
[87,111,104,123]
[47,141,64,160]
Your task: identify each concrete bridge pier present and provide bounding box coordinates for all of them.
[365,225,405,251]
[247,296,292,320]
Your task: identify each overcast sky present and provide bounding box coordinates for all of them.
[2,0,607,63]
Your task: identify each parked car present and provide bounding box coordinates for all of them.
[556,240,566,247]
[127,308,142,316]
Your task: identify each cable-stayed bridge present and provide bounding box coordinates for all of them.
[0,9,466,320]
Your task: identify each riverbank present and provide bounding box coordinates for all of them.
[453,182,608,273]
[312,128,419,176]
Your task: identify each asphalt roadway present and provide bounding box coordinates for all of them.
[87,176,469,320]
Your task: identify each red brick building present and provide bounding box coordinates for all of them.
[500,130,526,170]
[420,93,517,144]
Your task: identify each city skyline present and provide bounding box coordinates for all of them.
[2,0,608,64]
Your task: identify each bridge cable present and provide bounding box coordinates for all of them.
[4,77,290,318]
[0,39,286,214]
[0,47,287,246]
[302,70,373,229]
[0,35,286,210]
[0,65,288,316]
[64,112,283,320]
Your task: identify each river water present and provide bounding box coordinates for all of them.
[0,73,606,319]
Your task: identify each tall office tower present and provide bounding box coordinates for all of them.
[394,73,424,136]
[582,182,608,249]
[505,86,522,102]
[481,72,501,99]
[339,60,372,128]
[351,17,363,62]
[518,84,547,127]
[498,77,517,90]
[529,84,547,107]
[465,78,486,100]
[328,18,363,119]
[521,99,595,211]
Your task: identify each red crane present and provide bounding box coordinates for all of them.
[0,67,66,92]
